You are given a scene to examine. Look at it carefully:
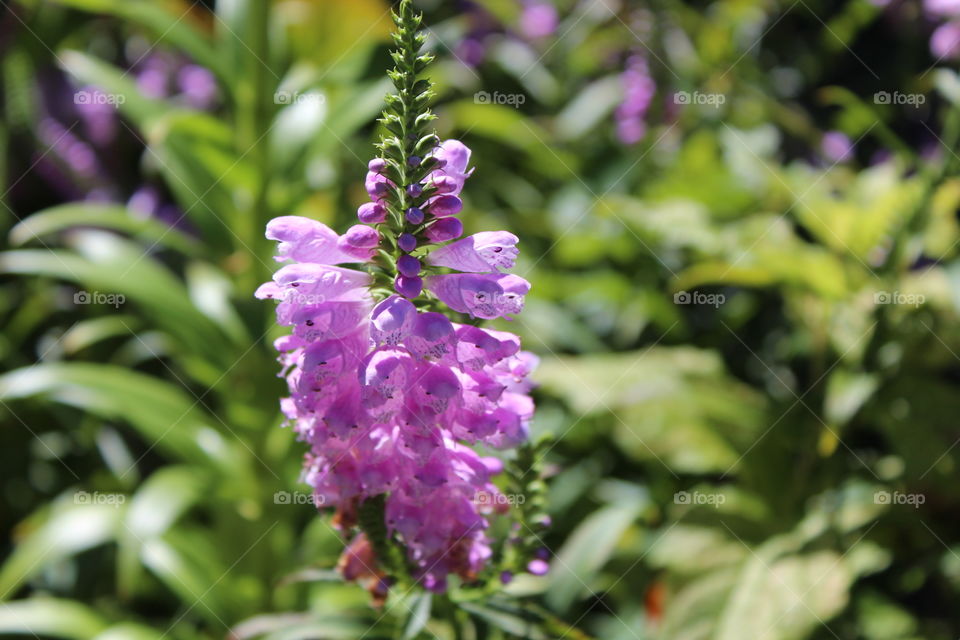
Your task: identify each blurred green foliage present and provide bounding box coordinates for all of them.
[3,0,960,638]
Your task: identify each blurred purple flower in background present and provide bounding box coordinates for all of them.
[19,46,218,224]
[615,54,656,145]
[455,0,558,67]
[925,0,960,58]
[931,21,960,59]
[519,0,558,40]
[821,130,855,164]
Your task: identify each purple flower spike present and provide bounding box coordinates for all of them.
[406,207,425,225]
[368,157,387,172]
[397,255,421,278]
[395,275,423,299]
[425,218,464,243]
[408,155,422,167]
[398,233,418,252]
[258,137,536,595]
[500,570,514,584]
[427,231,519,273]
[358,202,387,224]
[407,183,423,198]
[428,195,463,218]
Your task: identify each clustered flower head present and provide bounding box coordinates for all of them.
[257,0,538,598]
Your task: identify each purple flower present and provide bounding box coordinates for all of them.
[931,21,960,59]
[406,207,425,225]
[426,273,530,319]
[926,0,960,18]
[397,255,421,277]
[428,195,463,218]
[425,218,464,243]
[615,54,656,145]
[177,64,218,110]
[395,275,424,299]
[398,233,418,252]
[821,131,854,164]
[427,231,519,272]
[527,559,549,576]
[427,140,474,196]
[519,0,558,39]
[357,202,388,224]
[258,139,536,593]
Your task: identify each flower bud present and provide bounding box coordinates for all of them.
[425,217,463,243]
[398,233,418,252]
[357,202,387,224]
[428,195,463,217]
[395,275,423,299]
[341,224,380,248]
[397,255,421,277]
[405,207,425,225]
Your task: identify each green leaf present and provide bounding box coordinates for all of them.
[0,500,123,598]
[92,623,167,640]
[9,203,199,255]
[446,100,577,180]
[0,363,235,468]
[824,370,878,428]
[0,598,107,639]
[546,501,642,611]
[401,592,432,640]
[0,231,234,365]
[459,602,550,640]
